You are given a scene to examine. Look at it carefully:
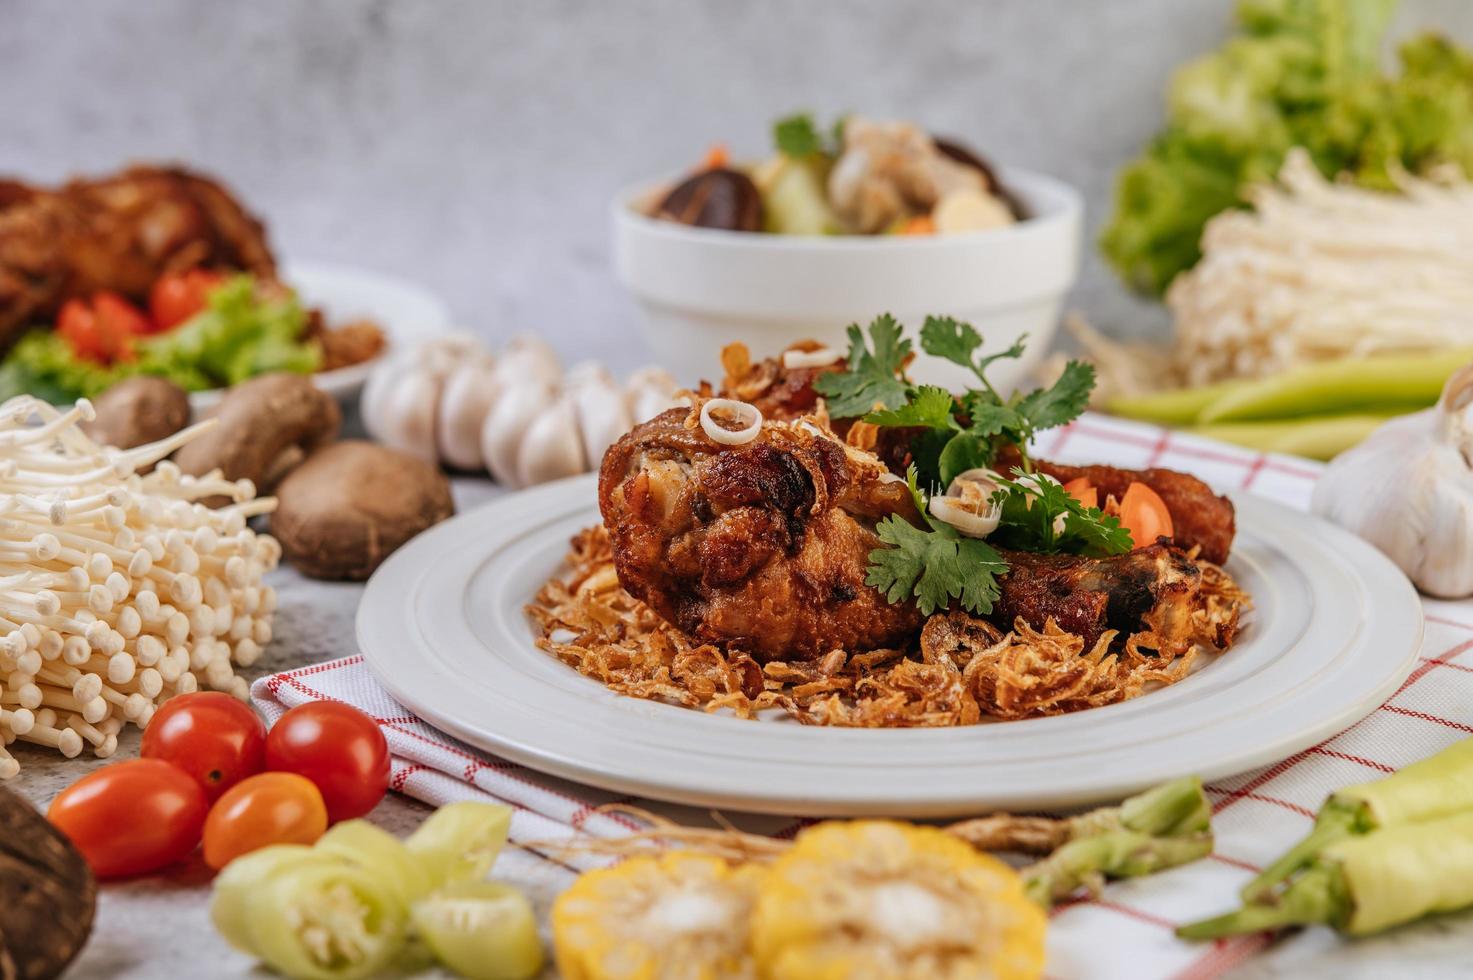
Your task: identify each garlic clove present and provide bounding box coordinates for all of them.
[481,381,556,487]
[360,354,418,445]
[365,363,442,463]
[515,394,587,487]
[623,367,681,424]
[436,356,501,471]
[493,336,562,390]
[564,361,616,391]
[420,334,489,380]
[568,372,634,467]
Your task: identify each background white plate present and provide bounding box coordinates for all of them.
[188,260,451,411]
[358,474,1423,816]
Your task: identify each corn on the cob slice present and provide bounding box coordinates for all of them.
[552,851,765,980]
[751,821,1046,980]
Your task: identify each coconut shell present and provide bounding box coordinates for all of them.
[0,786,96,980]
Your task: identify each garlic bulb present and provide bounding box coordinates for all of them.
[1311,364,1473,597]
[363,334,679,488]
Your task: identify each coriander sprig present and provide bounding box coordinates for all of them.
[815,313,1123,616]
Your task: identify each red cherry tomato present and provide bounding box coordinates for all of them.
[57,293,141,364]
[1119,481,1175,549]
[140,692,267,801]
[48,759,208,879]
[265,702,390,822]
[202,771,328,870]
[149,268,225,332]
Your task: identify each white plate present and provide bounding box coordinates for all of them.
[358,474,1423,817]
[188,260,451,412]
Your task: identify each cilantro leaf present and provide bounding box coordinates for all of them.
[866,515,1005,616]
[919,316,983,370]
[774,113,823,158]
[864,384,956,429]
[812,314,913,418]
[974,336,1029,376]
[991,471,1133,557]
[937,432,994,487]
[1015,360,1096,433]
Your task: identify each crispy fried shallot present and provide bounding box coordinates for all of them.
[528,525,1249,726]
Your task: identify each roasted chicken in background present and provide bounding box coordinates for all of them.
[0,164,276,353]
[599,407,925,662]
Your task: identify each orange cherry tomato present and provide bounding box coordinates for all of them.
[48,758,208,879]
[1062,477,1098,511]
[265,701,390,822]
[1119,481,1175,549]
[202,772,328,870]
[57,293,142,364]
[141,692,267,801]
[148,268,225,332]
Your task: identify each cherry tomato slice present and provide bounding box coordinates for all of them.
[57,295,137,364]
[1119,481,1175,549]
[265,702,390,823]
[93,290,152,337]
[49,758,208,879]
[149,268,225,332]
[203,772,328,870]
[141,692,267,801]
[1062,477,1098,511]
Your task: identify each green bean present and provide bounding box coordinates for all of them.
[1197,348,1473,423]
[1185,413,1399,460]
[1181,812,1473,939]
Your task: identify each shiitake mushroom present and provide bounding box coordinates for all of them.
[654,168,764,232]
[933,137,1027,220]
[0,787,96,980]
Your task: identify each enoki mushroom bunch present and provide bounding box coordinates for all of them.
[0,396,278,777]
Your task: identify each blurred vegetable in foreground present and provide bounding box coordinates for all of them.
[1101,0,1473,295]
[1182,738,1473,939]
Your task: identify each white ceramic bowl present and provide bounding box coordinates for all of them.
[613,168,1082,392]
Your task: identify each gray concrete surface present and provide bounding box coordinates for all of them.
[3,0,1470,372]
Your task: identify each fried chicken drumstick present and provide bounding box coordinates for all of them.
[599,407,925,662]
[0,164,277,353]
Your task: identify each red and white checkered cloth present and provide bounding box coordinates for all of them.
[253,413,1472,979]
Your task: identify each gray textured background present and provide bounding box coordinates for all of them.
[4,0,1471,372]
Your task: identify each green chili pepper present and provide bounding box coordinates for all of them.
[241,860,406,980]
[1196,349,1473,424]
[316,820,433,906]
[211,845,343,955]
[1241,737,1473,902]
[1108,379,1248,426]
[1181,812,1473,939]
[1024,776,1214,906]
[1185,413,1401,459]
[406,801,512,887]
[410,880,545,980]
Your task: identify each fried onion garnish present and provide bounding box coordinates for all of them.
[527,526,1249,727]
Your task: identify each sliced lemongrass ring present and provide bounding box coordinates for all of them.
[782,346,841,369]
[700,399,763,446]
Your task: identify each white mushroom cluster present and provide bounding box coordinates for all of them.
[0,396,278,777]
[363,335,681,488]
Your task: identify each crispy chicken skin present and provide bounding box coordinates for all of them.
[0,164,277,353]
[995,448,1236,564]
[997,545,1210,652]
[598,407,924,662]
